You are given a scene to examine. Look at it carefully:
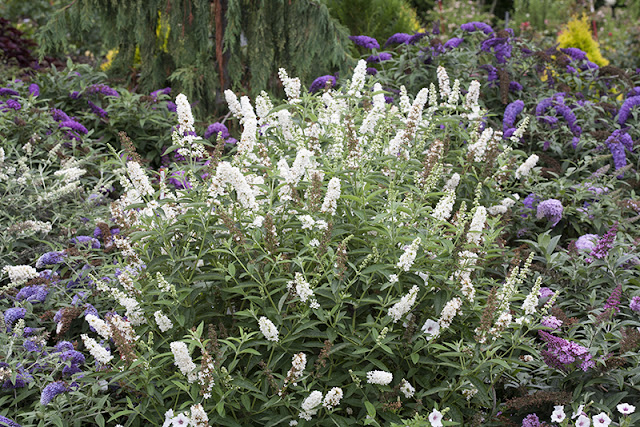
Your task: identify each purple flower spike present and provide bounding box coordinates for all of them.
[167,101,177,112]
[521,413,541,427]
[87,100,108,118]
[443,37,464,50]
[503,100,524,133]
[204,122,230,140]
[4,307,27,331]
[536,199,563,227]
[384,33,411,46]
[0,88,20,97]
[0,415,21,427]
[70,91,81,99]
[86,83,119,97]
[28,84,40,97]
[16,285,49,303]
[366,67,378,76]
[630,296,640,312]
[560,47,587,61]
[617,95,640,126]
[5,99,21,110]
[539,331,595,372]
[40,381,68,405]
[575,234,598,252]
[51,109,71,122]
[460,22,494,35]
[406,32,427,45]
[309,75,336,93]
[59,120,88,135]
[587,224,617,261]
[348,35,380,50]
[366,52,392,63]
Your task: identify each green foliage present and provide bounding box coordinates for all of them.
[36,0,354,115]
[425,1,494,35]
[511,0,576,35]
[325,0,423,49]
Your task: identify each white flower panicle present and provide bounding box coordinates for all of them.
[170,341,198,383]
[238,96,258,154]
[299,390,323,421]
[348,60,367,98]
[209,162,257,210]
[400,379,415,398]
[287,272,319,308]
[443,173,460,192]
[464,80,481,110]
[189,404,209,427]
[81,334,114,364]
[519,276,543,321]
[258,316,279,342]
[321,177,341,215]
[367,370,393,385]
[107,313,139,344]
[2,265,38,285]
[515,154,539,179]
[388,285,420,322]
[85,314,112,340]
[286,352,307,385]
[224,89,243,119]
[467,206,487,245]
[278,68,302,104]
[385,87,428,158]
[437,66,451,100]
[468,127,493,162]
[428,82,438,107]
[447,79,461,105]
[439,297,462,329]
[176,93,195,129]
[432,191,456,221]
[154,311,174,332]
[510,116,530,142]
[322,387,343,410]
[488,195,518,215]
[256,91,274,125]
[360,83,386,135]
[54,166,86,183]
[397,237,421,271]
[399,85,411,113]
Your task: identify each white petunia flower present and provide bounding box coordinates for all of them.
[429,408,444,427]
[551,405,566,422]
[617,403,635,415]
[592,413,611,427]
[421,319,440,339]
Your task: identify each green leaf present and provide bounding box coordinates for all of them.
[365,401,376,418]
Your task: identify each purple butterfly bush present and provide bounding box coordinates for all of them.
[69,91,81,99]
[0,87,20,97]
[539,330,595,372]
[87,100,108,118]
[617,95,640,126]
[28,83,39,97]
[5,99,21,110]
[601,284,622,318]
[502,100,524,138]
[70,236,101,249]
[0,363,32,389]
[15,285,49,303]
[460,22,494,35]
[0,415,21,427]
[366,52,392,63]
[168,170,192,189]
[536,199,563,227]
[443,37,464,50]
[406,32,427,45]
[40,381,68,405]
[541,315,562,330]
[366,67,378,76]
[560,47,588,61]
[204,122,230,140]
[509,81,523,92]
[348,35,380,50]
[4,307,26,332]
[480,33,512,64]
[50,108,71,122]
[480,64,498,86]
[85,83,119,97]
[167,101,177,112]
[630,296,640,312]
[150,87,172,101]
[59,120,88,135]
[384,33,411,47]
[605,130,633,175]
[309,75,336,93]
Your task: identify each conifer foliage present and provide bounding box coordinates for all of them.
[37,0,354,114]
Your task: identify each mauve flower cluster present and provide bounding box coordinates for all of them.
[521,413,541,427]
[539,331,595,372]
[601,284,622,318]
[630,296,640,312]
[4,307,26,332]
[28,83,39,97]
[536,199,563,227]
[503,100,524,138]
[16,285,49,303]
[348,35,379,50]
[575,234,598,252]
[40,381,68,405]
[309,75,336,93]
[586,224,617,262]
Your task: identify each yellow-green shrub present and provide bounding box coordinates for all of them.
[557,14,609,66]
